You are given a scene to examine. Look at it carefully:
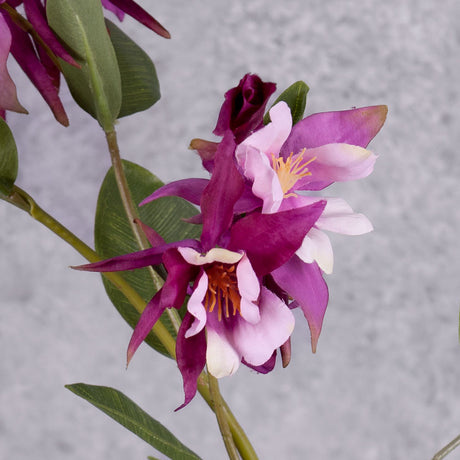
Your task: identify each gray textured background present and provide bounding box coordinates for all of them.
[1,1,459,459]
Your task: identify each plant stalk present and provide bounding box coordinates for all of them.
[432,434,460,460]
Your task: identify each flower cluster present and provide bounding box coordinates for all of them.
[75,74,387,408]
[0,0,169,124]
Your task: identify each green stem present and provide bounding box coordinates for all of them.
[104,129,182,333]
[197,375,258,460]
[207,373,240,460]
[3,186,176,357]
[433,434,460,460]
[3,186,258,458]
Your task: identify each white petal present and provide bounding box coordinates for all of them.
[232,287,295,366]
[178,246,242,265]
[206,327,240,378]
[236,253,260,324]
[185,272,208,338]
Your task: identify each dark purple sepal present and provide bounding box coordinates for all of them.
[72,239,201,273]
[126,290,165,364]
[133,218,165,247]
[23,0,78,67]
[160,249,198,309]
[189,138,219,173]
[228,200,326,277]
[5,16,69,126]
[107,0,171,38]
[175,312,207,410]
[272,257,328,353]
[242,351,276,374]
[140,178,209,207]
[214,73,276,143]
[200,132,244,251]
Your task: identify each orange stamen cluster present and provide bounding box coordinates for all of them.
[204,263,241,321]
[271,149,316,197]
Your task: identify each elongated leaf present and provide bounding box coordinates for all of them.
[0,118,18,196]
[95,160,201,357]
[106,20,160,118]
[264,80,309,125]
[66,383,201,460]
[47,0,121,131]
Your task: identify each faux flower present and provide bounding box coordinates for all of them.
[236,100,387,273]
[74,133,326,407]
[0,0,169,123]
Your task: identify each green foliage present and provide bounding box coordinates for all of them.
[106,20,161,118]
[264,80,309,125]
[66,383,201,460]
[47,0,122,131]
[94,160,201,357]
[0,118,18,196]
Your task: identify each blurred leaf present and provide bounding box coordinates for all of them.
[66,383,201,460]
[47,0,121,131]
[106,20,161,118]
[264,80,309,125]
[0,118,18,196]
[95,160,201,357]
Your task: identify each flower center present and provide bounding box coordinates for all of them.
[271,149,316,197]
[204,263,241,321]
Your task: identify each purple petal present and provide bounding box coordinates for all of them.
[175,312,207,410]
[127,291,165,364]
[160,248,197,309]
[271,257,328,352]
[200,132,244,251]
[228,200,326,277]
[140,178,209,207]
[231,287,294,366]
[0,14,27,113]
[107,0,171,39]
[72,239,200,273]
[242,351,276,374]
[280,105,388,157]
[23,0,77,66]
[101,0,125,21]
[4,16,68,126]
[133,218,165,247]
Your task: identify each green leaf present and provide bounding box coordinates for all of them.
[95,160,201,357]
[47,0,122,131]
[106,20,161,118]
[66,383,201,460]
[264,80,309,125]
[0,118,18,196]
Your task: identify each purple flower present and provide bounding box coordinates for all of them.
[74,134,326,406]
[0,0,169,123]
[234,100,387,349]
[213,73,276,145]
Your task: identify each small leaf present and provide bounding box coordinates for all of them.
[95,160,201,357]
[66,383,201,460]
[106,19,161,118]
[264,80,309,125]
[47,0,122,131]
[0,118,18,196]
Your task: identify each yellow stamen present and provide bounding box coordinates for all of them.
[271,148,316,197]
[204,263,241,321]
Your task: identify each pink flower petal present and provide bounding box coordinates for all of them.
[236,253,260,324]
[297,227,334,274]
[280,104,388,154]
[294,143,377,190]
[185,271,209,337]
[0,14,27,113]
[231,287,294,366]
